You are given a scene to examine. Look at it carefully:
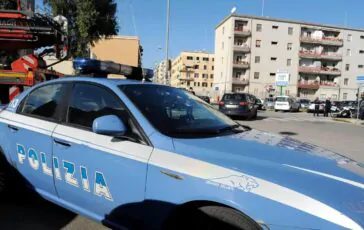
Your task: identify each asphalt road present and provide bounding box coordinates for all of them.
[1,110,363,230]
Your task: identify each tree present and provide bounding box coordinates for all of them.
[0,0,17,9]
[43,0,119,57]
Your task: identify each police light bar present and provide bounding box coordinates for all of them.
[73,58,152,81]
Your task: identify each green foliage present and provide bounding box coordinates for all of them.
[43,0,119,57]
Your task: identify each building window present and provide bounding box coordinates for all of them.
[256,40,261,48]
[198,82,200,87]
[203,83,208,87]
[210,83,213,87]
[347,49,351,56]
[194,82,196,87]
[212,66,214,70]
[272,25,279,29]
[287,59,292,66]
[212,58,215,61]
[287,43,292,50]
[345,64,350,71]
[210,74,214,79]
[344,78,348,85]
[359,65,364,69]
[254,72,259,79]
[187,56,193,60]
[256,24,262,32]
[270,73,276,77]
[194,65,199,69]
[202,74,208,78]
[271,57,277,61]
[222,42,224,50]
[196,57,200,61]
[255,56,260,63]
[222,27,225,35]
[203,65,207,70]
[347,34,352,41]
[360,50,364,54]
[187,82,190,86]
[271,41,278,45]
[203,57,209,61]
[288,27,293,35]
[343,93,348,100]
[235,71,241,78]
[361,35,364,39]
[194,73,199,78]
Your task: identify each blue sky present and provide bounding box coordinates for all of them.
[36,0,364,69]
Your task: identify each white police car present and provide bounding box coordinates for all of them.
[0,61,363,230]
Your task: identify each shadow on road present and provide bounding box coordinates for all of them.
[278,131,298,136]
[233,115,268,122]
[0,192,77,230]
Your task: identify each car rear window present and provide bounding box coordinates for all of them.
[222,94,247,101]
[276,97,288,102]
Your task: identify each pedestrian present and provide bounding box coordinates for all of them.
[324,97,332,117]
[313,97,320,117]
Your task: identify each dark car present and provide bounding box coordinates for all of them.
[197,95,210,104]
[298,99,311,110]
[359,99,364,120]
[218,93,258,119]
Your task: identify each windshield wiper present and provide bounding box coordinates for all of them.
[172,124,250,137]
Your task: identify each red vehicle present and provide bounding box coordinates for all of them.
[0,1,68,104]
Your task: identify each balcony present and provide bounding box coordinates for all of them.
[233,28,251,37]
[178,76,194,82]
[298,81,339,90]
[233,61,250,69]
[233,77,249,85]
[233,44,250,53]
[299,50,342,61]
[300,36,343,46]
[298,66,341,75]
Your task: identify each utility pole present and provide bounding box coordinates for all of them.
[164,0,170,85]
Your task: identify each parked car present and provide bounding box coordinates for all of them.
[219,92,258,119]
[197,95,210,104]
[264,97,275,110]
[307,101,325,113]
[0,77,363,230]
[274,96,300,112]
[359,99,364,120]
[255,98,266,110]
[298,99,311,110]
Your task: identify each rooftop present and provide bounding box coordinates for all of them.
[216,13,364,32]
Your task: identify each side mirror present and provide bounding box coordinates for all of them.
[92,115,126,136]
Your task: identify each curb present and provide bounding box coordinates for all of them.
[332,118,364,125]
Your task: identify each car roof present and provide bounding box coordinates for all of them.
[44,76,158,87]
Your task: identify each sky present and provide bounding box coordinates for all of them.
[35,0,364,69]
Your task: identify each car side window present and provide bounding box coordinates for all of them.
[21,83,66,120]
[67,83,126,129]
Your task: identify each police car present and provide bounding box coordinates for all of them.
[0,59,363,230]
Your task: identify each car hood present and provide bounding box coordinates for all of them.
[172,129,364,228]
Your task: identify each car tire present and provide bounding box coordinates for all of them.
[167,205,261,230]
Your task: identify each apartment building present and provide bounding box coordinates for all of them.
[171,51,215,96]
[154,60,169,84]
[214,14,364,101]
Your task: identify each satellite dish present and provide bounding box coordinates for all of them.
[231,7,237,14]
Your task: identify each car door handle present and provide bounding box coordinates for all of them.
[54,139,71,147]
[8,124,19,131]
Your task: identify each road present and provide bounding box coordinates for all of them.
[1,110,363,230]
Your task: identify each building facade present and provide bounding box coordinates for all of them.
[214,14,364,101]
[154,60,169,84]
[171,51,215,96]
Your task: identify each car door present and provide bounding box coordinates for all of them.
[6,82,69,197]
[51,82,153,221]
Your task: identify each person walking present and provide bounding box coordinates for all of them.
[324,97,332,117]
[313,97,320,117]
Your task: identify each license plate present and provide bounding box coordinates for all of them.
[226,104,238,108]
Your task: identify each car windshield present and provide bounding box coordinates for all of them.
[222,94,246,101]
[120,84,246,138]
[276,97,288,102]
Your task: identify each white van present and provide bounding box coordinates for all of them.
[274,96,300,112]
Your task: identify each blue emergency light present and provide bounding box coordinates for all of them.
[72,58,153,81]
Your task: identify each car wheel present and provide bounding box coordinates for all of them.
[167,205,261,230]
